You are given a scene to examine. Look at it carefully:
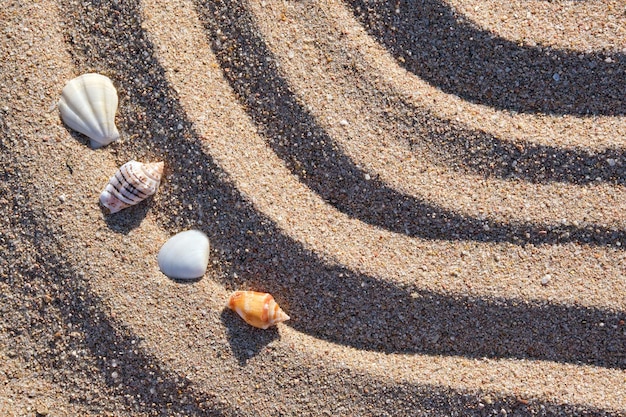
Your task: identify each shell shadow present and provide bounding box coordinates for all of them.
[169,276,204,285]
[102,200,152,234]
[58,111,119,151]
[220,308,280,366]
[61,122,92,149]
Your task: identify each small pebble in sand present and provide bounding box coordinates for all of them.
[35,403,49,416]
[339,119,349,126]
[607,158,617,167]
[541,274,552,286]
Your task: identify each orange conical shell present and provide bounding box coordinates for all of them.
[227,291,290,329]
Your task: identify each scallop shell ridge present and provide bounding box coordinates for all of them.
[58,73,120,148]
[100,160,164,214]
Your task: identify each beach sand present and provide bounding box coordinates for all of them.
[1,0,625,415]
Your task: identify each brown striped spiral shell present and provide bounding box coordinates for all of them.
[99,160,164,214]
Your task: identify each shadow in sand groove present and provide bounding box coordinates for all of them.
[193,0,625,248]
[61,0,626,371]
[345,0,626,116]
[220,308,281,366]
[389,96,626,185]
[244,1,626,185]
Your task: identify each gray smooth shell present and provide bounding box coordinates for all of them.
[157,230,210,280]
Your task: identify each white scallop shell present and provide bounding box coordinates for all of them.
[100,160,164,214]
[58,73,120,149]
[157,230,210,280]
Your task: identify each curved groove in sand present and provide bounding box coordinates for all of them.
[286,0,626,150]
[446,0,626,52]
[345,0,626,116]
[277,328,626,413]
[250,0,626,179]
[242,0,626,227]
[192,0,626,244]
